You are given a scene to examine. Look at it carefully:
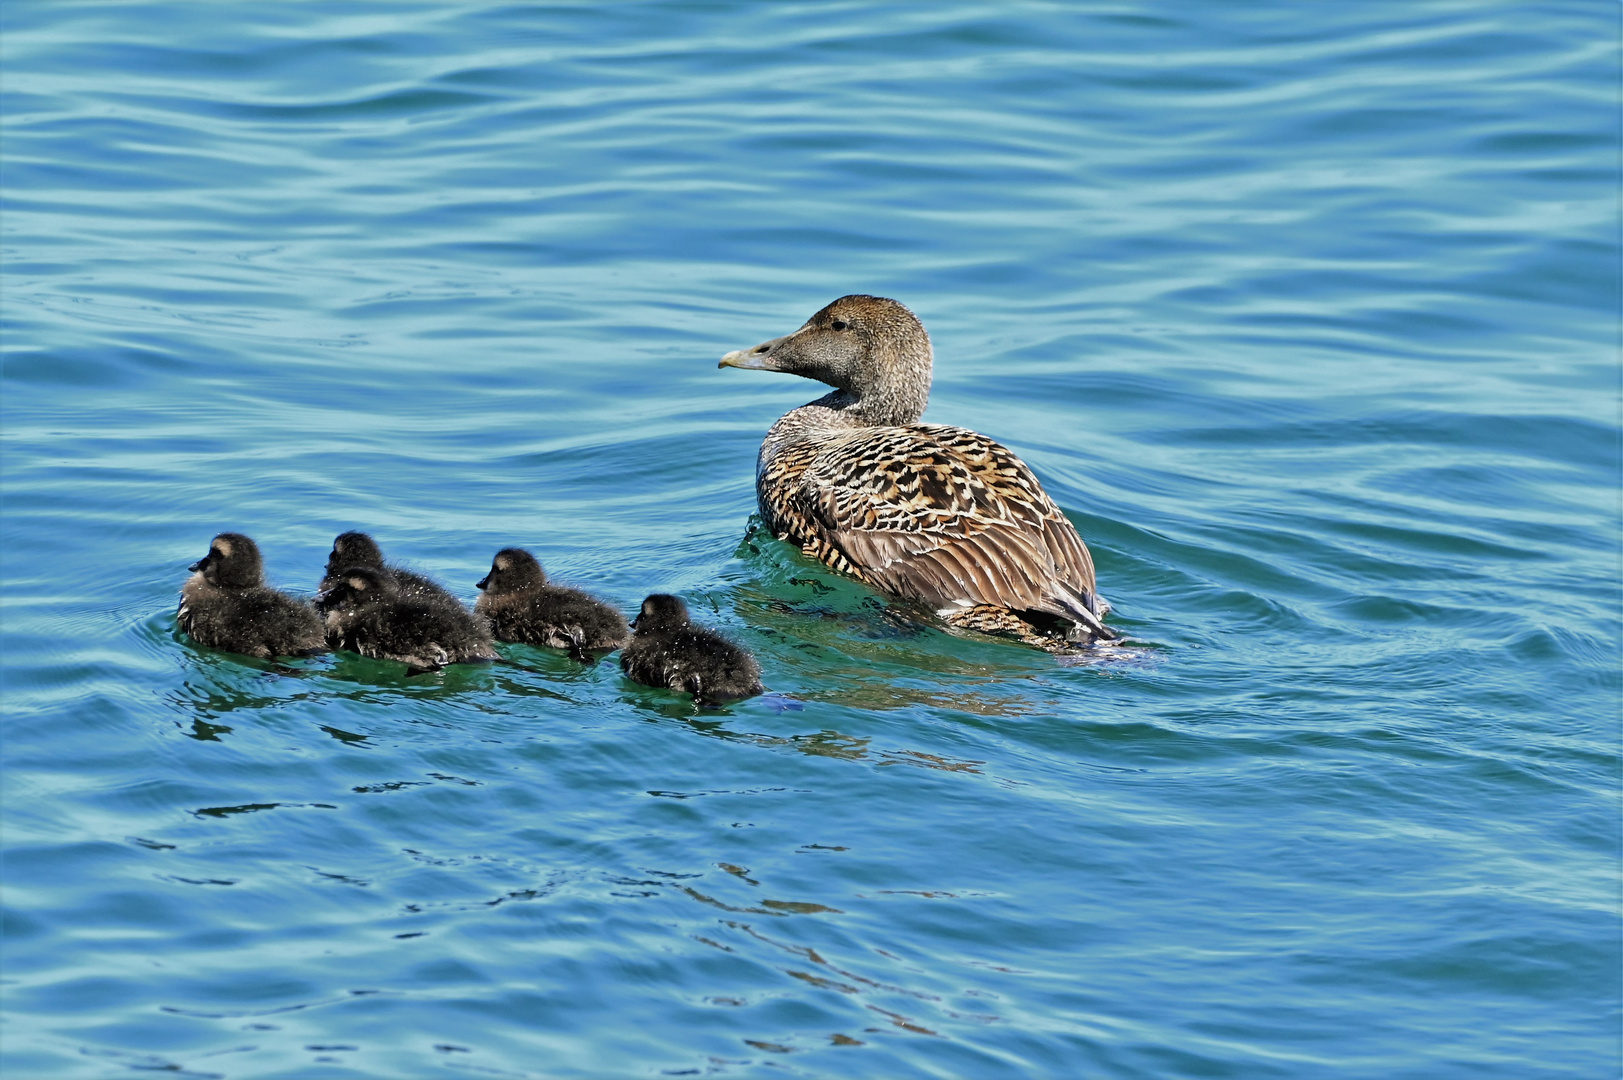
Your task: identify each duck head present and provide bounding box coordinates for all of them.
[477,547,546,594]
[189,532,264,589]
[631,593,690,634]
[719,294,933,426]
[325,531,385,577]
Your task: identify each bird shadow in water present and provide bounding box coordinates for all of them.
[631,706,986,777]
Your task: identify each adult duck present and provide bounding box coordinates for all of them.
[720,294,1115,651]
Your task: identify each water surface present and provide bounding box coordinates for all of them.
[2,2,1617,1077]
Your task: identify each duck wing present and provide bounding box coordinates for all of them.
[784,424,1107,631]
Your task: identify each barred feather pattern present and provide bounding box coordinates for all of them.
[756,405,1115,651]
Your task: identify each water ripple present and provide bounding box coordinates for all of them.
[2,2,1615,1078]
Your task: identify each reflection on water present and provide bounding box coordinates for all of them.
[320,724,369,746]
[193,802,335,819]
[181,718,232,742]
[640,712,989,777]
[167,675,315,720]
[167,645,580,718]
[704,919,956,1040]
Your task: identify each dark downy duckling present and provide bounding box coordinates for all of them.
[621,594,763,704]
[474,547,629,661]
[179,533,327,659]
[317,567,497,673]
[719,294,1118,652]
[319,531,459,608]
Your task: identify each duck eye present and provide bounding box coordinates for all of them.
[830,319,848,332]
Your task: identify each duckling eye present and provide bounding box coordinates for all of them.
[830,319,848,332]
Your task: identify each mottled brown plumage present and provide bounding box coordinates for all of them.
[720,295,1116,651]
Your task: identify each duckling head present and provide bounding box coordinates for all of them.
[632,593,691,634]
[476,547,546,595]
[189,532,264,589]
[315,565,397,614]
[719,294,933,426]
[326,531,385,576]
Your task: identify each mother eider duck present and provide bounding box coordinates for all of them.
[720,294,1118,652]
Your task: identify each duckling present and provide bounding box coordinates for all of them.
[178,533,327,659]
[316,566,497,673]
[621,594,763,703]
[474,547,629,661]
[318,531,459,608]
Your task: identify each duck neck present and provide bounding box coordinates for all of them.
[844,381,926,426]
[844,332,931,426]
[799,379,928,430]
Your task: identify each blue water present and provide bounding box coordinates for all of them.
[2,2,1617,1077]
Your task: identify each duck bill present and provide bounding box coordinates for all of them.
[188,559,206,572]
[475,575,490,591]
[718,336,788,371]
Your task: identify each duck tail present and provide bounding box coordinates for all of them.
[1051,584,1118,641]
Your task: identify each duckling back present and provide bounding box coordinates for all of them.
[319,567,496,671]
[178,533,326,660]
[474,547,629,657]
[621,594,763,703]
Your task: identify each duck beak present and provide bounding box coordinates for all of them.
[475,574,490,590]
[719,335,787,371]
[188,558,206,572]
